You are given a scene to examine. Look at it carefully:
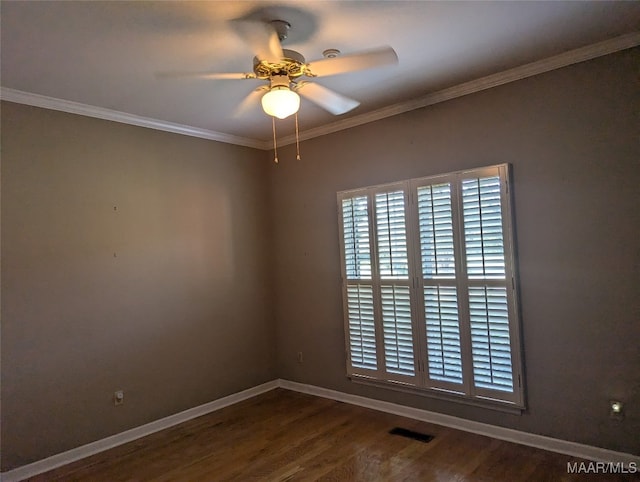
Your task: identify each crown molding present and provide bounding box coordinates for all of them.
[277,31,640,147]
[0,88,266,150]
[2,32,638,151]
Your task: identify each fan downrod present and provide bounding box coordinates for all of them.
[271,20,291,42]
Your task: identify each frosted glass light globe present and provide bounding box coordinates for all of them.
[261,87,300,119]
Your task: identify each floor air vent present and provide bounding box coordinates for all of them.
[389,427,434,443]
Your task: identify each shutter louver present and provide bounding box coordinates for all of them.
[418,184,456,279]
[469,286,513,392]
[342,196,372,280]
[346,284,377,370]
[375,191,409,279]
[424,286,463,384]
[381,285,415,376]
[462,177,505,279]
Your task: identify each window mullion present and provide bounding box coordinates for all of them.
[367,190,385,378]
[406,181,427,387]
[451,175,474,398]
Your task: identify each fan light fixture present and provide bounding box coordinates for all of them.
[261,86,300,119]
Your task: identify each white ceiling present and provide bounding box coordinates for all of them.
[2,1,639,144]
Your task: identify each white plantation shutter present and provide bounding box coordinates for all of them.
[346,285,377,370]
[460,172,518,399]
[342,196,372,280]
[340,195,378,376]
[374,189,416,382]
[468,286,513,391]
[424,286,462,384]
[338,164,523,408]
[417,184,456,279]
[375,191,409,279]
[416,183,464,388]
[381,285,415,376]
[462,177,505,279]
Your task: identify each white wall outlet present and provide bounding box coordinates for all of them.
[114,390,124,406]
[610,400,623,420]
[297,352,304,363]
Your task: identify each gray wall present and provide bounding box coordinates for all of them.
[1,103,275,470]
[270,48,639,455]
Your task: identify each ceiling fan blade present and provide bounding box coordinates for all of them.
[306,46,398,77]
[231,20,283,63]
[155,71,256,80]
[233,86,268,118]
[295,82,360,115]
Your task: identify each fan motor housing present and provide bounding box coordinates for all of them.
[253,49,307,79]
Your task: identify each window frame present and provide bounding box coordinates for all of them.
[337,164,525,411]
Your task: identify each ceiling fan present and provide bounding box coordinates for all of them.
[157,19,398,120]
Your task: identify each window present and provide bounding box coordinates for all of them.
[338,164,524,408]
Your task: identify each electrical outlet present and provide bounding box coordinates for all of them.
[610,400,623,420]
[297,352,304,363]
[114,390,124,406]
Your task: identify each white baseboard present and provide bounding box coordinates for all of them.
[278,379,640,466]
[0,380,278,482]
[2,378,637,481]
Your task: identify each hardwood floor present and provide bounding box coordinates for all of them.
[26,389,635,481]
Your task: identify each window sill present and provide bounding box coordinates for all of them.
[349,375,525,415]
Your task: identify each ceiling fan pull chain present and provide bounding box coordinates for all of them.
[272,116,278,164]
[295,112,301,161]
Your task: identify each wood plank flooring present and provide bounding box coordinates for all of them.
[26,389,635,481]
